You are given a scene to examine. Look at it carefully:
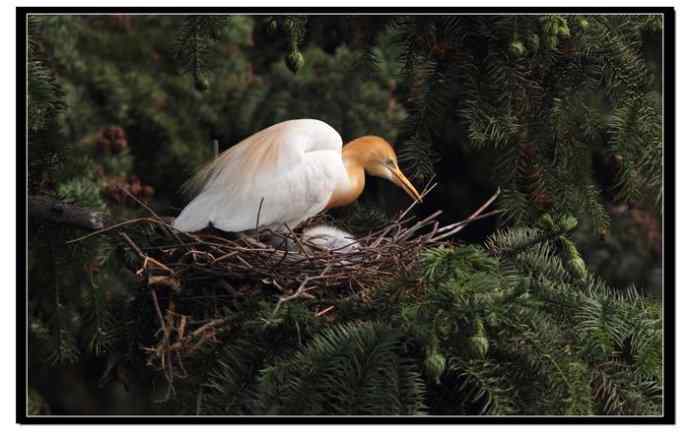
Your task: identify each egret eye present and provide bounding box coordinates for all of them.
[384,158,396,167]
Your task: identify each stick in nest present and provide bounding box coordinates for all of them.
[272,265,331,316]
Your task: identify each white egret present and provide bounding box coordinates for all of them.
[173,119,422,233]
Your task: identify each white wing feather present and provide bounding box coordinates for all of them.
[173,119,347,232]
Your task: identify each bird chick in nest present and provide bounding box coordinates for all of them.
[269,224,360,254]
[301,225,360,253]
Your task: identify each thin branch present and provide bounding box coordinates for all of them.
[117,185,183,244]
[429,188,501,242]
[66,217,162,244]
[29,195,109,231]
[273,266,331,316]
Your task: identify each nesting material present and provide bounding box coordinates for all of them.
[74,186,500,300]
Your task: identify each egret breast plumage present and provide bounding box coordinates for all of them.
[173,119,421,233]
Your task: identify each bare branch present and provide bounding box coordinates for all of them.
[29,195,108,230]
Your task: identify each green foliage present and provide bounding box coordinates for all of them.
[256,322,426,415]
[608,93,663,209]
[452,358,517,415]
[57,178,106,210]
[27,16,140,411]
[221,44,405,146]
[165,320,426,415]
[200,337,265,414]
[394,223,661,415]
[260,16,310,73]
[27,387,51,415]
[28,17,65,133]
[398,245,520,413]
[175,16,233,90]
[389,15,662,233]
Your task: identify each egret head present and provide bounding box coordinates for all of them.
[344,136,423,203]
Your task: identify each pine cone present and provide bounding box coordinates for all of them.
[424,351,446,384]
[510,40,526,57]
[95,127,128,155]
[468,320,489,358]
[285,50,304,73]
[194,74,210,92]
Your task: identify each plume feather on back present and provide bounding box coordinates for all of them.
[173,119,347,233]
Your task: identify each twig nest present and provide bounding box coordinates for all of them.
[83,187,499,303]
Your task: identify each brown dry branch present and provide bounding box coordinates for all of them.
[70,184,500,390]
[30,195,110,230]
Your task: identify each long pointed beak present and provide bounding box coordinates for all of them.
[391,167,423,203]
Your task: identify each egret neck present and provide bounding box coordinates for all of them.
[326,142,366,209]
[325,136,422,209]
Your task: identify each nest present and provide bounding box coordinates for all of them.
[70,184,499,391]
[75,185,499,302]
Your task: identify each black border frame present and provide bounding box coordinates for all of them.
[16,6,676,425]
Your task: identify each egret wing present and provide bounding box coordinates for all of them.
[173,119,345,232]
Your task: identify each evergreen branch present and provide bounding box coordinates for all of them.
[175,16,230,88]
[486,226,565,258]
[451,358,517,415]
[256,322,425,414]
[27,16,65,132]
